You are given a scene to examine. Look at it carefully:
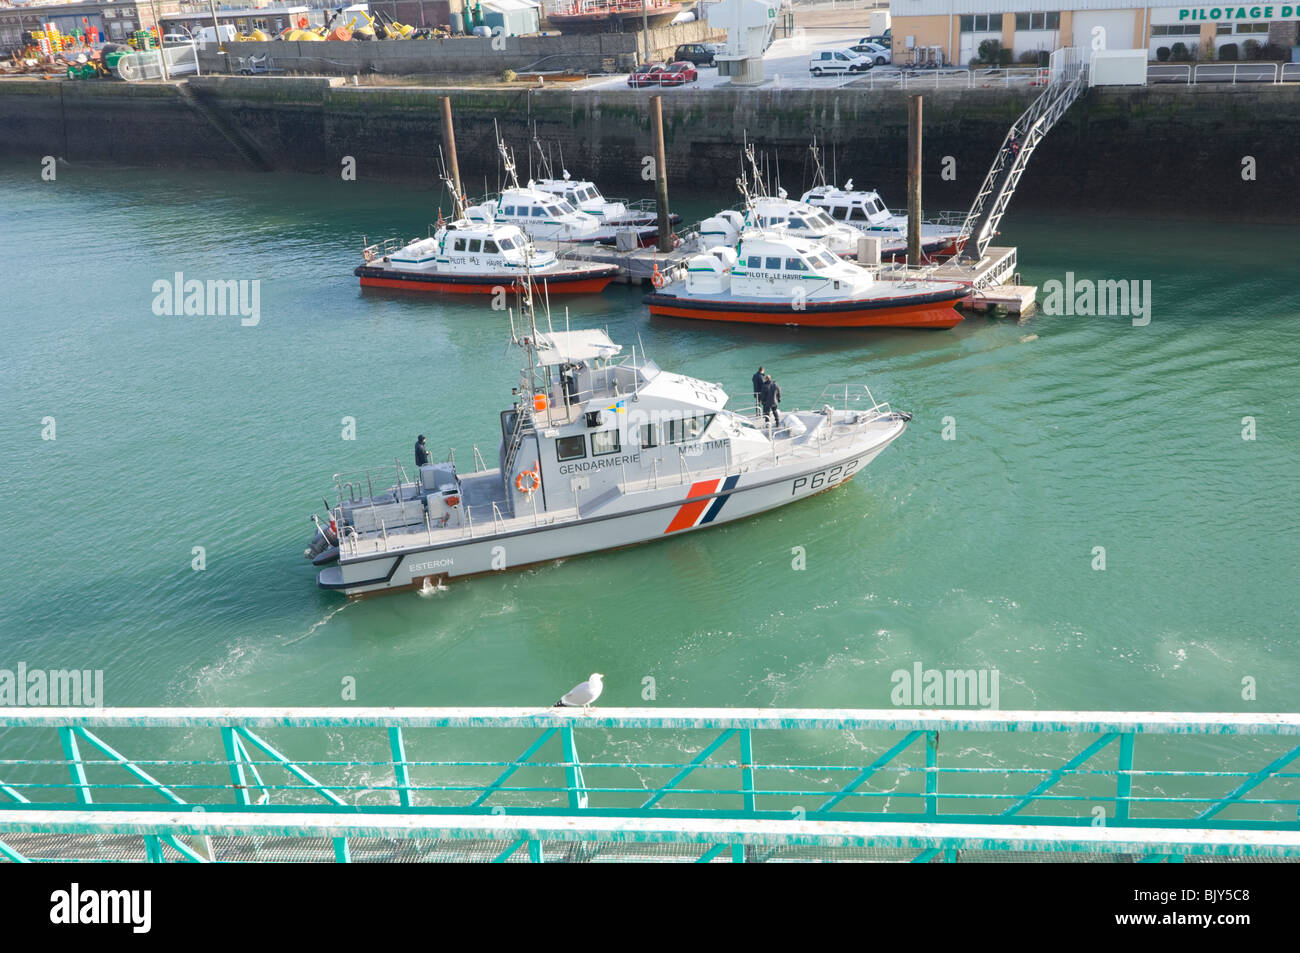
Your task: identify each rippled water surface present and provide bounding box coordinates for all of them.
[2,161,1296,729]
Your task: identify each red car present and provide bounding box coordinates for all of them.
[655,61,698,87]
[627,62,667,88]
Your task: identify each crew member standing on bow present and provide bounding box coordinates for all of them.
[760,375,782,427]
[414,434,430,469]
[752,365,766,414]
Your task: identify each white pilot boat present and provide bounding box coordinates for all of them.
[699,147,878,259]
[465,138,615,246]
[355,177,618,295]
[529,137,681,246]
[798,142,967,261]
[800,182,966,261]
[643,229,967,329]
[304,295,913,597]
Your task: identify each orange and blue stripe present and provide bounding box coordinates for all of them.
[664,475,740,534]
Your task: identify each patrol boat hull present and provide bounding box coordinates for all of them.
[317,422,902,598]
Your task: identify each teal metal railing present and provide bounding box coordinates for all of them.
[1,708,1298,862]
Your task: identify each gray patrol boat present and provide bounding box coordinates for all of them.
[305,302,912,597]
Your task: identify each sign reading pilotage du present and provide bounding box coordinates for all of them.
[1176,4,1300,21]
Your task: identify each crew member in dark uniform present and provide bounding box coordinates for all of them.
[415,434,430,468]
[760,375,782,427]
[752,365,766,413]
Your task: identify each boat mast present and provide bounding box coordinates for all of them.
[496,122,522,191]
[532,132,553,181]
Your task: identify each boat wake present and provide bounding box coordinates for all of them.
[417,577,449,597]
[284,603,349,646]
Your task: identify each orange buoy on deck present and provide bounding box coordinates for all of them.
[533,393,548,412]
[327,27,352,40]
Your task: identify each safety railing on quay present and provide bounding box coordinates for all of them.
[0,707,1294,863]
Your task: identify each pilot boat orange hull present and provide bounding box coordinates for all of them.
[355,263,619,295]
[644,287,966,329]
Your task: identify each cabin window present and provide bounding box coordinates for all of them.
[555,435,586,461]
[566,192,578,202]
[746,256,762,269]
[483,240,499,253]
[453,237,467,251]
[818,252,838,266]
[764,257,781,270]
[531,207,544,217]
[829,206,849,220]
[664,413,715,444]
[591,430,621,456]
[469,239,482,253]
[785,258,807,271]
[787,218,806,229]
[639,424,658,448]
[500,237,515,250]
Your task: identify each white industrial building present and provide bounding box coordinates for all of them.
[887,0,1300,66]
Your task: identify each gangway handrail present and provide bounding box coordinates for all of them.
[958,46,1089,261]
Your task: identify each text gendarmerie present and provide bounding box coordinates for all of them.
[558,453,640,475]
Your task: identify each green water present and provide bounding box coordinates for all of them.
[2,160,1297,730]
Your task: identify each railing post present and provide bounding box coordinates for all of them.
[1115,732,1134,823]
[740,729,756,813]
[389,726,412,808]
[528,839,544,863]
[561,726,588,810]
[925,731,939,817]
[58,727,92,805]
[333,837,350,862]
[222,727,251,806]
[144,835,165,863]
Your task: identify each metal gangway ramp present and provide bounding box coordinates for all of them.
[959,48,1090,263]
[1,707,1297,863]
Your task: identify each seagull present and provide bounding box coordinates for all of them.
[554,673,604,712]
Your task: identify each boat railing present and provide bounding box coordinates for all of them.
[817,384,893,421]
[886,207,968,227]
[361,236,409,261]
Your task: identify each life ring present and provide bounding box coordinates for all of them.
[651,266,666,289]
[364,247,375,263]
[514,466,541,493]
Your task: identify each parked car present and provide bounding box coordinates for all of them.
[627,62,668,88]
[656,61,699,86]
[851,41,892,65]
[859,33,891,48]
[809,49,873,75]
[674,43,716,67]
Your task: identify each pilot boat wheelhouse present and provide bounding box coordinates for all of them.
[305,325,913,597]
[702,195,891,259]
[531,173,681,245]
[354,213,618,295]
[800,183,966,261]
[643,231,967,329]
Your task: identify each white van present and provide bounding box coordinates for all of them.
[809,49,872,76]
